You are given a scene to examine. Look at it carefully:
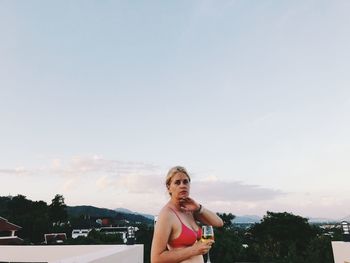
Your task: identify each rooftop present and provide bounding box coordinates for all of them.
[0,244,143,263]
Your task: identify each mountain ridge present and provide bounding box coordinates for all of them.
[67,205,345,224]
[233,214,342,224]
[66,205,153,225]
[114,207,155,220]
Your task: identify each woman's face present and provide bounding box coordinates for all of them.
[168,172,190,199]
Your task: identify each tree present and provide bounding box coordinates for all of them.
[7,195,31,219]
[49,194,68,225]
[304,235,334,263]
[249,211,318,262]
[5,195,50,243]
[208,213,241,263]
[7,195,35,242]
[218,213,235,229]
[29,200,50,243]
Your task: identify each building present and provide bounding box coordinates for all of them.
[0,216,23,245]
[44,233,67,244]
[71,229,91,239]
[98,226,138,244]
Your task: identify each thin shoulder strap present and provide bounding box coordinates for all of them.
[169,207,184,224]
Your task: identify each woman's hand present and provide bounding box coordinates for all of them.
[191,240,214,256]
[179,197,224,227]
[178,197,200,213]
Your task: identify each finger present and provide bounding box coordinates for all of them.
[180,206,190,213]
[202,240,214,245]
[184,197,194,203]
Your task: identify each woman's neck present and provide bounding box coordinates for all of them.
[168,199,182,211]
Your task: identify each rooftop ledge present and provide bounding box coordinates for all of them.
[332,241,350,263]
[0,244,143,263]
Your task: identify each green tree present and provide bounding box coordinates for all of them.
[7,195,31,219]
[209,213,241,263]
[29,200,50,243]
[0,196,11,216]
[7,195,34,242]
[6,195,50,243]
[304,235,334,263]
[89,229,123,244]
[218,213,235,229]
[49,194,68,225]
[249,211,318,262]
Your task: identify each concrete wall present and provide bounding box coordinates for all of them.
[0,244,143,263]
[332,241,350,263]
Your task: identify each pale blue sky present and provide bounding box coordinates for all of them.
[1,0,350,219]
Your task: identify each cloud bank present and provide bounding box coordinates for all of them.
[1,155,283,202]
[1,155,348,218]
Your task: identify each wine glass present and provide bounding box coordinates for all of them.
[201,225,214,263]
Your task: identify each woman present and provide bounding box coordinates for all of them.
[151,166,224,263]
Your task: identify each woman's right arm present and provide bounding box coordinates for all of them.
[151,210,210,263]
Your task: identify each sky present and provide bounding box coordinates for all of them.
[1,0,350,220]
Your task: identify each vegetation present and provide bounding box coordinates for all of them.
[0,194,152,244]
[49,194,67,224]
[244,211,334,263]
[64,229,124,245]
[66,205,152,225]
[0,195,342,262]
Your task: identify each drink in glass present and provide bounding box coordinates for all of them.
[201,225,214,263]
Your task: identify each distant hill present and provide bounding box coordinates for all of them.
[67,205,119,217]
[308,217,339,223]
[66,205,153,225]
[115,208,155,220]
[232,214,342,224]
[114,208,134,214]
[233,215,261,224]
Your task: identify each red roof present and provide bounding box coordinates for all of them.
[0,217,22,231]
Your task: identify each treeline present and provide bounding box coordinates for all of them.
[66,205,153,225]
[210,211,337,263]
[140,211,338,263]
[0,194,152,244]
[0,194,68,243]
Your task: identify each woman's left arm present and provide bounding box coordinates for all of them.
[180,197,223,227]
[194,205,223,227]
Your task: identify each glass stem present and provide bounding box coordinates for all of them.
[206,251,211,263]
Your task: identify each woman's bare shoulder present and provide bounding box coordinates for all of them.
[158,205,181,226]
[154,205,176,233]
[158,205,173,220]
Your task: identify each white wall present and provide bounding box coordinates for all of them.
[332,241,350,263]
[0,244,143,263]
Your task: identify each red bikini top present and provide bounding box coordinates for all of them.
[168,208,202,248]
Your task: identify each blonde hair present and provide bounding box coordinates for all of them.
[165,166,191,190]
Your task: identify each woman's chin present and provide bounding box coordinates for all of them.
[179,193,189,199]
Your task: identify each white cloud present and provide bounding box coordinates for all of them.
[10,156,348,218]
[1,155,159,178]
[0,167,29,176]
[62,177,81,192]
[0,156,284,203]
[95,175,113,190]
[192,180,284,202]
